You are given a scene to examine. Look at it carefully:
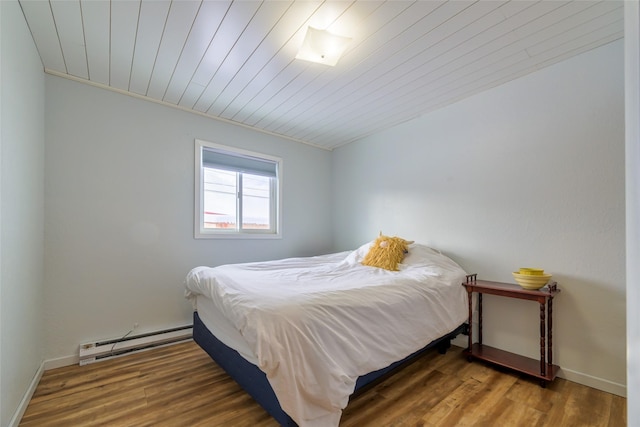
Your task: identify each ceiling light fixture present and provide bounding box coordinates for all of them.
[296,26,351,66]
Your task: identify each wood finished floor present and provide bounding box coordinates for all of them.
[20,341,626,427]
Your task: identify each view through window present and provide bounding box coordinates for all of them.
[195,140,281,238]
[202,168,271,230]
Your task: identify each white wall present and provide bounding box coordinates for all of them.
[332,40,626,395]
[44,76,333,361]
[625,1,639,424]
[0,1,46,425]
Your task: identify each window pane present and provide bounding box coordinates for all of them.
[203,168,237,229]
[242,174,270,230]
[195,139,281,238]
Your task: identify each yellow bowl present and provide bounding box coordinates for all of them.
[518,268,545,275]
[512,272,552,290]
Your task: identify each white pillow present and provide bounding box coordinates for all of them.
[342,241,374,264]
[399,243,440,267]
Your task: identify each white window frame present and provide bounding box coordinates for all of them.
[195,139,282,239]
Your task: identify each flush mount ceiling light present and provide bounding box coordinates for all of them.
[296,26,352,66]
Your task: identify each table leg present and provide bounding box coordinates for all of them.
[467,288,473,354]
[540,302,546,377]
[478,293,483,346]
[548,297,553,367]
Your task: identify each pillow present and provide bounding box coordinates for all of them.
[342,241,374,265]
[361,234,413,271]
[401,244,439,267]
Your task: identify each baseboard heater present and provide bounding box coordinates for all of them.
[79,325,193,366]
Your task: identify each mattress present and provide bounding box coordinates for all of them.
[184,243,468,427]
[195,293,258,365]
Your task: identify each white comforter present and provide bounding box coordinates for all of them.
[184,243,468,427]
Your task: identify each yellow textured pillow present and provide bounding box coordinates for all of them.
[362,234,413,271]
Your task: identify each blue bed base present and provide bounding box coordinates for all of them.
[193,311,464,426]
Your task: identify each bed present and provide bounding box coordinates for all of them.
[184,241,469,427]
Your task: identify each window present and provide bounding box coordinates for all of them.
[195,140,282,239]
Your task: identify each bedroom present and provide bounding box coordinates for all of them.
[1,1,638,426]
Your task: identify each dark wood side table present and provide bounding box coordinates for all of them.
[462,274,560,387]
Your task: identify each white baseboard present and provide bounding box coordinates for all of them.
[559,367,627,397]
[8,361,45,427]
[44,354,78,370]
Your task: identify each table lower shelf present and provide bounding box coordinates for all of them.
[464,343,560,383]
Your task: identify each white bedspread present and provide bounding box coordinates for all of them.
[184,243,468,427]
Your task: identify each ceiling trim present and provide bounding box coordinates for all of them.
[44,69,333,152]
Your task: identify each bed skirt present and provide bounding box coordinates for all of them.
[193,311,465,426]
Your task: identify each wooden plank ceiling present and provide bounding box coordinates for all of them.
[19,0,624,150]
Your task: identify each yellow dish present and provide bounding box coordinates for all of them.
[518,268,545,275]
[512,272,552,290]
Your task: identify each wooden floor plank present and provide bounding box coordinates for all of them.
[608,394,627,427]
[19,341,626,426]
